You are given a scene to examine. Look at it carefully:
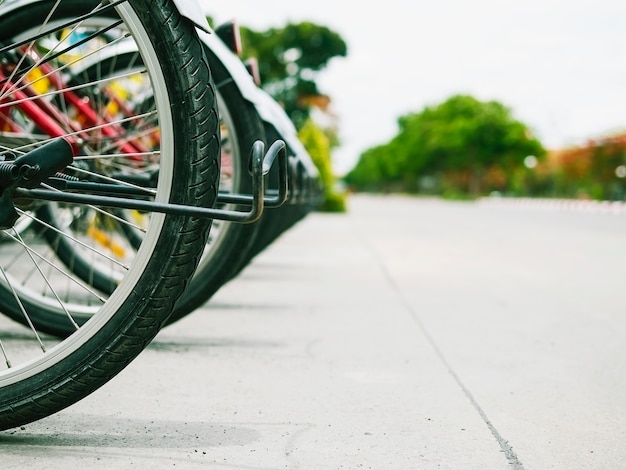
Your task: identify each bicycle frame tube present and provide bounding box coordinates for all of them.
[0,69,142,156]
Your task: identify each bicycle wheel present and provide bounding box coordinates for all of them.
[167,41,267,323]
[33,48,266,329]
[26,9,268,327]
[51,30,269,324]
[0,0,219,431]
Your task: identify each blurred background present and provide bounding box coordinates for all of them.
[200,0,626,206]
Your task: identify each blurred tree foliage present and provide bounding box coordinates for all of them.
[239,22,348,130]
[344,94,626,200]
[209,16,626,202]
[344,94,546,197]
[234,20,348,211]
[542,136,626,200]
[298,119,347,212]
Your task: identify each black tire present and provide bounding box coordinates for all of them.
[166,44,267,323]
[0,0,219,431]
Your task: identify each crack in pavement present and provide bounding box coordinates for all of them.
[358,227,526,470]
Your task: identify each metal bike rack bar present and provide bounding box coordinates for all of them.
[216,139,288,208]
[11,139,288,225]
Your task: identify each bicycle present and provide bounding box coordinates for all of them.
[0,1,308,332]
[0,0,221,431]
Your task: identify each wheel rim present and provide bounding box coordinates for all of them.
[0,2,173,385]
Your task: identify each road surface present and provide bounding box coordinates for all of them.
[1,194,625,469]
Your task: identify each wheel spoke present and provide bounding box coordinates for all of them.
[1,229,108,303]
[0,264,47,353]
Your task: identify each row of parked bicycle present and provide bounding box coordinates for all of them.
[0,0,323,430]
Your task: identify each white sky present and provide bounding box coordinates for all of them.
[199,0,626,174]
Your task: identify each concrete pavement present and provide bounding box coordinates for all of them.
[1,194,626,469]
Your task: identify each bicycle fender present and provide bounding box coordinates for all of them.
[171,0,211,33]
[196,28,319,176]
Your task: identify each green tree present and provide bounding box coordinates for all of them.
[343,143,405,191]
[240,22,348,129]
[345,94,546,196]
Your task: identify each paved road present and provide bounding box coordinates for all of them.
[1,194,626,469]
